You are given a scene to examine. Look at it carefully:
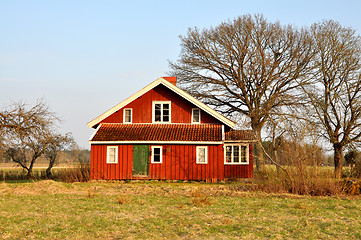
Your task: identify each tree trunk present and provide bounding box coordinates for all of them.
[46,157,56,179]
[334,144,343,178]
[27,165,33,178]
[27,155,38,179]
[46,168,52,179]
[252,124,264,171]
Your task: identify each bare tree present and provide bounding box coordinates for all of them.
[44,133,74,179]
[301,20,361,178]
[169,14,314,169]
[2,101,59,178]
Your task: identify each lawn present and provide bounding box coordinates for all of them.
[0,180,360,239]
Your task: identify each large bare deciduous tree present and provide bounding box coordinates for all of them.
[169,14,314,168]
[301,20,361,178]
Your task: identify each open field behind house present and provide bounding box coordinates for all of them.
[0,180,361,239]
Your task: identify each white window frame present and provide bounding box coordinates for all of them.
[152,101,171,123]
[196,146,208,164]
[224,144,249,165]
[192,108,201,124]
[106,146,118,164]
[151,146,163,163]
[123,108,132,124]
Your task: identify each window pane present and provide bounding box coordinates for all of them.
[233,146,239,162]
[125,109,131,122]
[193,109,200,123]
[226,146,232,163]
[154,147,160,155]
[153,147,161,163]
[154,155,160,162]
[108,148,116,163]
[155,104,161,122]
[163,104,169,110]
[163,105,170,122]
[241,146,247,163]
[198,148,205,163]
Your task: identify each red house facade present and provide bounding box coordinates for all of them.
[88,77,255,181]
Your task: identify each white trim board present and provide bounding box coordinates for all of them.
[87,77,236,128]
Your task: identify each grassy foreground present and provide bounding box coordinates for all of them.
[0,181,361,239]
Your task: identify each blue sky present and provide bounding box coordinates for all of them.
[1,0,361,148]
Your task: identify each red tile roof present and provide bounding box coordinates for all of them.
[225,130,256,141]
[90,123,222,142]
[90,124,256,143]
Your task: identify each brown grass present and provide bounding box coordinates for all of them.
[117,195,130,204]
[55,164,90,182]
[253,166,348,196]
[190,189,212,206]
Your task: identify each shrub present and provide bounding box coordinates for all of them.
[253,166,344,196]
[53,164,90,183]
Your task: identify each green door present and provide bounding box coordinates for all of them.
[133,145,149,176]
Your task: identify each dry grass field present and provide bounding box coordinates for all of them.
[0,180,361,239]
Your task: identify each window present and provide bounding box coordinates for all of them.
[107,146,118,164]
[224,144,249,164]
[192,108,201,124]
[153,101,171,123]
[196,146,208,164]
[123,108,132,123]
[151,146,163,163]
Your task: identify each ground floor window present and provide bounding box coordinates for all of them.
[107,146,118,164]
[151,146,163,163]
[196,146,208,164]
[224,144,249,164]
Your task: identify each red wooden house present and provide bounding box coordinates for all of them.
[87,77,255,181]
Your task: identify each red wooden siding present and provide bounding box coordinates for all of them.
[90,144,253,180]
[90,144,133,180]
[100,85,222,125]
[148,145,224,180]
[224,144,253,178]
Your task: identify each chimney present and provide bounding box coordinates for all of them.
[162,76,177,86]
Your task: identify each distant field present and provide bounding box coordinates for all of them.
[0,163,78,169]
[0,181,360,239]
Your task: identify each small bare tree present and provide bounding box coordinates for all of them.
[170,14,314,169]
[301,20,361,178]
[44,133,74,179]
[1,101,61,178]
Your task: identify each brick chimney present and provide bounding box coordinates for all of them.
[162,77,177,86]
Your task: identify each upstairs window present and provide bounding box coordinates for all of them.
[196,146,208,164]
[107,146,118,164]
[123,108,132,123]
[192,108,201,124]
[153,101,171,123]
[151,146,163,163]
[224,144,249,164]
